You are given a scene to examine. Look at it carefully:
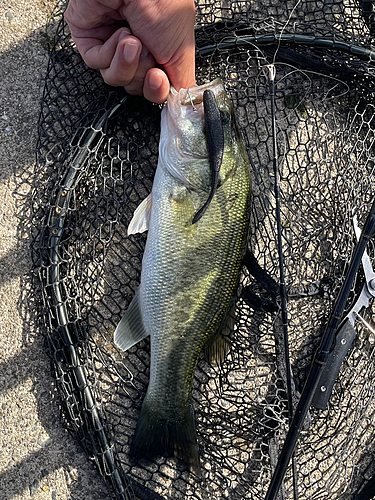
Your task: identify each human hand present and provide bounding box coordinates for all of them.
[64,0,196,103]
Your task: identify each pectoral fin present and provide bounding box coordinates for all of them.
[205,301,236,365]
[114,290,148,351]
[127,193,152,235]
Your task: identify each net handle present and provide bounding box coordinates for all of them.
[265,197,375,500]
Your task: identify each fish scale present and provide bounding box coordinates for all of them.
[114,79,251,474]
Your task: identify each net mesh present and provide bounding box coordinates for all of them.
[21,0,375,498]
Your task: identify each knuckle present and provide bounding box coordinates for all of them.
[83,54,101,70]
[100,72,122,87]
[101,74,131,88]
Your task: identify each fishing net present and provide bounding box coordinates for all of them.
[22,0,375,498]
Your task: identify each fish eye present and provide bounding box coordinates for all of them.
[220,110,231,126]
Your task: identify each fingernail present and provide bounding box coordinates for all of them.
[123,42,139,63]
[149,73,163,90]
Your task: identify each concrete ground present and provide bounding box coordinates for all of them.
[0,1,111,498]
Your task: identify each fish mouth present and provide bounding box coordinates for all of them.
[173,78,225,107]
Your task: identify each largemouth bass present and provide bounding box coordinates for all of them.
[114,79,251,475]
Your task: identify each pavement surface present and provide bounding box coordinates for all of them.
[0,1,112,498]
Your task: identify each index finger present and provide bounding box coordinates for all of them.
[163,42,196,91]
[69,25,131,70]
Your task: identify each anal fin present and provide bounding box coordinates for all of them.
[205,301,236,365]
[114,289,148,351]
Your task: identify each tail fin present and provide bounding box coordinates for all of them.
[130,398,201,476]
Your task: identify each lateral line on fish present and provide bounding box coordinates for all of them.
[192,89,225,224]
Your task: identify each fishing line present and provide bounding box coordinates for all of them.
[271,0,304,66]
[265,64,298,500]
[198,34,375,63]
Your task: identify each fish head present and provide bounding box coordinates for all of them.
[161,79,240,190]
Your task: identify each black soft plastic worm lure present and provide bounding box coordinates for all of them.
[192,89,225,224]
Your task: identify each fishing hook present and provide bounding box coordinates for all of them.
[187,84,199,111]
